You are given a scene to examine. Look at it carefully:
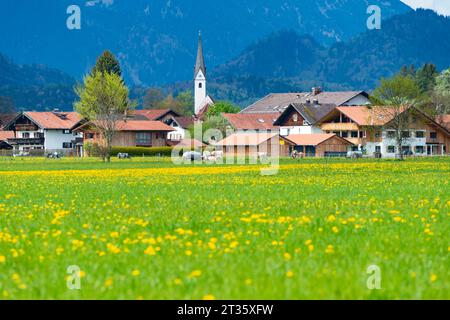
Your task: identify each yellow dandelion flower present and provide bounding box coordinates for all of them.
[0,255,5,264]
[332,226,339,233]
[203,294,215,300]
[131,270,140,277]
[104,278,113,288]
[283,253,292,261]
[185,250,193,256]
[188,270,202,279]
[286,271,294,278]
[325,245,334,254]
[430,274,437,282]
[144,246,156,256]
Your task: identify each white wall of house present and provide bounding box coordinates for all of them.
[44,130,80,150]
[168,125,186,141]
[279,125,323,136]
[343,94,370,106]
[364,129,427,158]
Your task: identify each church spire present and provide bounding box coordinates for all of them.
[194,31,206,79]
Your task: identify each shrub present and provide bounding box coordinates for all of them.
[110,146,173,157]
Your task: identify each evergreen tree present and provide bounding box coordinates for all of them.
[91,50,122,76]
[415,63,438,93]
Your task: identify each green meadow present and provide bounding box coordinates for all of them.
[0,157,448,299]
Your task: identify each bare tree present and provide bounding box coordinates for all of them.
[372,97,417,160]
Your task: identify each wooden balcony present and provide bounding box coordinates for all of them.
[7,137,44,145]
[321,123,360,131]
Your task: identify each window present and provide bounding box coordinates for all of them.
[386,131,395,139]
[401,131,410,138]
[359,131,365,138]
[415,131,425,138]
[402,146,411,153]
[387,146,395,153]
[351,131,358,138]
[62,142,73,149]
[86,133,94,139]
[341,131,348,138]
[63,129,71,134]
[22,132,30,138]
[198,83,203,89]
[34,132,44,138]
[415,146,424,154]
[375,146,381,153]
[430,132,437,139]
[375,131,381,139]
[292,114,298,122]
[136,132,152,146]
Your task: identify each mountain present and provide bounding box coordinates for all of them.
[0,54,76,112]
[324,9,450,88]
[208,9,450,105]
[0,0,410,86]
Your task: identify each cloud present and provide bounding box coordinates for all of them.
[401,0,450,16]
[85,0,114,7]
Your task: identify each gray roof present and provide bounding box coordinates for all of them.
[194,32,206,78]
[240,91,368,114]
[274,103,337,126]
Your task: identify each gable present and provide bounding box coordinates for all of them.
[274,107,305,126]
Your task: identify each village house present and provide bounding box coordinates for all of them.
[75,120,174,151]
[273,103,336,136]
[240,88,370,114]
[221,113,280,133]
[0,130,14,150]
[284,134,354,157]
[3,111,84,155]
[316,106,450,157]
[215,132,293,157]
[165,116,196,141]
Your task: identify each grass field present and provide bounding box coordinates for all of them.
[0,157,448,299]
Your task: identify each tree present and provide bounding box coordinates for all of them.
[372,97,417,160]
[153,90,194,116]
[143,88,165,109]
[91,50,122,76]
[372,74,422,105]
[172,91,194,115]
[75,71,131,162]
[432,68,450,115]
[415,63,438,94]
[206,101,240,117]
[188,115,230,144]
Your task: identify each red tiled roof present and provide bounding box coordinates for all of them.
[334,106,401,126]
[285,134,353,146]
[25,112,82,130]
[115,121,175,132]
[436,115,450,130]
[222,113,279,130]
[215,132,279,146]
[0,131,14,141]
[133,109,174,121]
[168,139,206,148]
[174,116,195,128]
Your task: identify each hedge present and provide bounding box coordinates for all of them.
[111,146,174,157]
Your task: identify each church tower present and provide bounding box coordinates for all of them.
[194,31,207,115]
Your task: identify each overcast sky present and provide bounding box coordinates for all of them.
[401,0,450,16]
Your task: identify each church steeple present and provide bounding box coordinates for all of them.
[194,31,206,79]
[194,31,207,115]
